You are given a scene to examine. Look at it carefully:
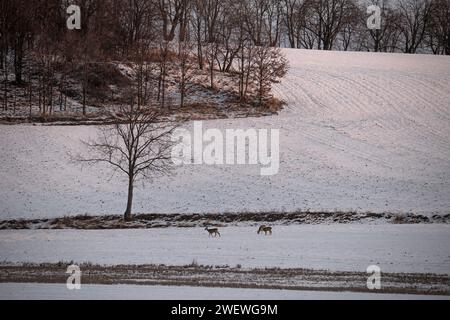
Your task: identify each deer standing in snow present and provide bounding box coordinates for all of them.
[205,227,221,237]
[257,225,272,235]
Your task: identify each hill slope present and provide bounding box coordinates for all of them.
[1,49,449,218]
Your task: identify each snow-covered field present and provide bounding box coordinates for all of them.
[1,224,449,274]
[1,283,448,300]
[1,50,449,300]
[1,50,450,219]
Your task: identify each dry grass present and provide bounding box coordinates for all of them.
[0,211,446,230]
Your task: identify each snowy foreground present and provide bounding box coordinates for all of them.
[1,283,448,300]
[1,50,450,219]
[1,225,449,274]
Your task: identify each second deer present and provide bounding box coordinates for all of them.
[205,227,221,237]
[257,225,272,235]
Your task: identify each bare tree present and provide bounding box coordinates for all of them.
[1,0,37,86]
[283,0,310,49]
[242,0,283,46]
[426,0,450,54]
[132,40,153,108]
[119,0,155,51]
[357,0,402,52]
[205,41,219,89]
[215,3,241,72]
[34,39,59,117]
[157,40,172,109]
[79,104,179,221]
[0,0,13,111]
[301,0,358,50]
[237,39,256,102]
[252,46,288,107]
[191,1,205,69]
[231,0,253,102]
[191,0,224,71]
[177,40,196,108]
[158,0,184,42]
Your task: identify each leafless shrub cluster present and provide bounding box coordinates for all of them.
[0,0,292,116]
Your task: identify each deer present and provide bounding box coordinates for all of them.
[257,225,272,235]
[205,227,221,237]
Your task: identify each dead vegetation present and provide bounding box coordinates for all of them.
[0,262,449,296]
[0,211,447,230]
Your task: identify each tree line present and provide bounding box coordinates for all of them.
[1,0,289,115]
[0,0,448,114]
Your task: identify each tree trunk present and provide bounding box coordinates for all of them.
[157,65,162,102]
[258,78,263,107]
[3,56,7,111]
[28,63,32,118]
[180,63,185,108]
[0,45,3,70]
[196,17,203,70]
[124,176,134,221]
[82,60,87,116]
[161,69,166,109]
[209,47,214,89]
[14,35,24,84]
[38,73,42,114]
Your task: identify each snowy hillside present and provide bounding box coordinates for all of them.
[1,49,450,219]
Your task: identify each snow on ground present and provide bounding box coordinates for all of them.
[1,225,449,274]
[1,283,448,300]
[1,50,450,219]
